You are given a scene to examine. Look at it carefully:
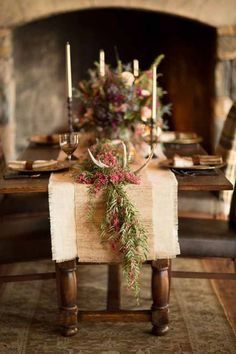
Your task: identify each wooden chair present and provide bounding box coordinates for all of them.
[0,138,49,218]
[175,180,236,280]
[0,139,55,325]
[178,102,236,219]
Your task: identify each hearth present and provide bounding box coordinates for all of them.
[12,8,216,152]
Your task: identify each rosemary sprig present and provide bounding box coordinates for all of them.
[101,183,148,299]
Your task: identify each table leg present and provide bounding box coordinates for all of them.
[151,259,170,336]
[55,260,78,336]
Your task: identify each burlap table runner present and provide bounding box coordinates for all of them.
[49,154,180,263]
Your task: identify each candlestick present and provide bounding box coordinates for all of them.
[152,64,157,121]
[133,59,139,77]
[66,42,72,98]
[67,97,73,133]
[99,49,105,77]
[66,42,73,132]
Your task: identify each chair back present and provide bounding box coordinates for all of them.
[229,180,236,229]
[0,138,6,173]
[216,103,236,216]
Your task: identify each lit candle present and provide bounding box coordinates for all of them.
[66,42,72,98]
[99,49,105,77]
[152,64,157,121]
[133,59,139,77]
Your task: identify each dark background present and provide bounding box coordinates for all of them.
[14,9,216,151]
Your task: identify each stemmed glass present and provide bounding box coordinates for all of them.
[59,133,79,161]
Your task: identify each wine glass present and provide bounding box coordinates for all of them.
[59,133,79,161]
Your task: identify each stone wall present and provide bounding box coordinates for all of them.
[0,0,236,28]
[0,28,15,160]
[213,26,236,148]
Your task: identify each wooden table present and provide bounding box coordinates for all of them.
[0,143,233,336]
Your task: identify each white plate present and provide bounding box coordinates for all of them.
[8,160,69,173]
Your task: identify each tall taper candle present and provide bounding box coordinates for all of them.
[99,49,105,77]
[66,42,72,98]
[133,59,139,77]
[152,64,157,121]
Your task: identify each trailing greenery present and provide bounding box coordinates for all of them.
[101,183,148,298]
[73,141,149,299]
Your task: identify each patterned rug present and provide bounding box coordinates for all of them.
[0,259,235,354]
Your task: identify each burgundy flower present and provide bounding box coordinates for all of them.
[76,172,92,184]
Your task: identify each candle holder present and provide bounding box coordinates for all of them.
[67,97,73,133]
[149,118,158,159]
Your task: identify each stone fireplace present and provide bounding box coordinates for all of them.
[0,1,236,158]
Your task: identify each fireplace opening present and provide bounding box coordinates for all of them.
[13,8,216,152]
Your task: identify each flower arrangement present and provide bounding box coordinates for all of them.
[73,140,153,298]
[75,55,170,140]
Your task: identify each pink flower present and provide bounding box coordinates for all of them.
[93,172,109,193]
[97,151,118,167]
[111,213,120,232]
[124,172,140,184]
[114,103,129,113]
[76,172,92,184]
[109,170,140,185]
[140,89,150,97]
[110,171,125,184]
[141,106,152,121]
[121,71,135,86]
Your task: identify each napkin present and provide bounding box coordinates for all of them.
[172,154,223,167]
[160,131,176,143]
[173,155,194,167]
[8,160,57,171]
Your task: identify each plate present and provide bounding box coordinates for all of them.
[159,159,225,170]
[29,134,59,145]
[8,160,69,173]
[161,132,202,144]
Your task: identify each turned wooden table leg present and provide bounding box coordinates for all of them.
[55,259,78,336]
[151,259,170,336]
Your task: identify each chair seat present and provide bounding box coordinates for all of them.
[0,215,51,264]
[0,193,49,218]
[179,217,236,258]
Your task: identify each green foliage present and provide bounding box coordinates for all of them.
[101,183,148,299]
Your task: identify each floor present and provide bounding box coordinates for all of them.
[203,258,236,333]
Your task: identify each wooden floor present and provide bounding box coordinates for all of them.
[203,258,236,333]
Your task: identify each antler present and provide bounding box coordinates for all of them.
[88,140,127,169]
[88,149,109,168]
[133,146,155,175]
[109,139,127,168]
[121,141,127,168]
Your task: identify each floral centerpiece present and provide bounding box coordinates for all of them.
[73,140,153,298]
[75,55,170,141]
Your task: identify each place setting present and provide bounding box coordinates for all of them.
[159,154,225,176]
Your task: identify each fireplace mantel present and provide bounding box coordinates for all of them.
[0,0,236,28]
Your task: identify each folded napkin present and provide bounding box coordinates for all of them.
[160,131,176,143]
[173,154,223,167]
[8,160,57,171]
[173,155,194,167]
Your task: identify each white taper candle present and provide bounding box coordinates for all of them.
[99,49,105,77]
[152,64,157,121]
[66,42,72,98]
[133,59,139,77]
